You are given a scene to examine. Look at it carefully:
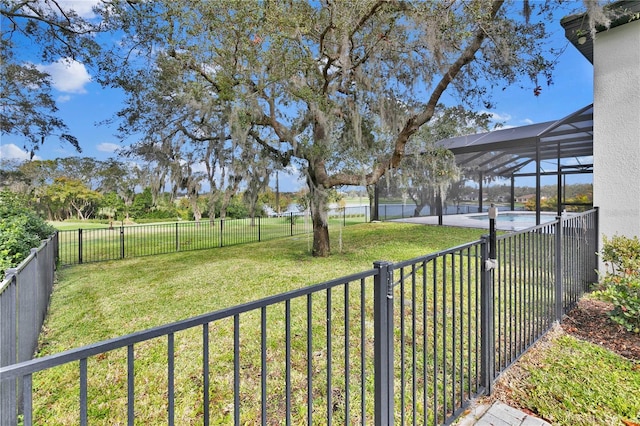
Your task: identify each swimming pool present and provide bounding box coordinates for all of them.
[468,212,555,223]
[392,211,559,231]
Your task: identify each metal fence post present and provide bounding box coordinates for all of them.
[290,213,294,236]
[258,216,261,242]
[175,223,179,252]
[78,228,83,264]
[480,236,495,395]
[593,207,600,283]
[555,216,563,321]
[373,260,394,426]
[55,231,59,264]
[120,226,125,260]
[220,219,224,248]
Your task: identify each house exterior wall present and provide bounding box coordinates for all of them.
[593,19,640,241]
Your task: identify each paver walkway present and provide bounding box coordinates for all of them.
[456,402,552,426]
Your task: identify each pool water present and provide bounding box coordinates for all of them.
[469,213,555,223]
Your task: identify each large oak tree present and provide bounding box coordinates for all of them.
[98,0,577,256]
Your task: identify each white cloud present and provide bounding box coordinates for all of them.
[57,95,72,103]
[481,110,512,122]
[176,158,208,174]
[0,144,41,161]
[521,118,534,125]
[37,58,91,94]
[191,162,208,174]
[57,0,100,19]
[96,142,120,153]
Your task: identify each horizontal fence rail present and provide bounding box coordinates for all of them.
[58,207,369,266]
[0,209,598,425]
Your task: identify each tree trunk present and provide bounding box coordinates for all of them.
[207,193,217,225]
[311,207,330,257]
[219,191,231,220]
[189,194,201,222]
[247,197,258,226]
[192,204,202,222]
[70,201,85,220]
[307,175,330,257]
[367,184,377,221]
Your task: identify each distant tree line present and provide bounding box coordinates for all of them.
[0,157,303,223]
[483,183,593,202]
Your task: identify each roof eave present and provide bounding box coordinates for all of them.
[561,0,640,64]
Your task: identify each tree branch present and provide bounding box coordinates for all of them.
[6,5,94,36]
[168,49,223,93]
[365,0,505,185]
[248,129,293,168]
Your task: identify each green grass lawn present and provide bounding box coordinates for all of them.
[50,220,111,230]
[35,222,483,424]
[32,222,639,424]
[495,326,640,426]
[43,222,483,350]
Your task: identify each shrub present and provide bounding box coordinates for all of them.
[595,235,640,333]
[0,191,55,276]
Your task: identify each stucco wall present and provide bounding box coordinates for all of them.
[593,19,640,241]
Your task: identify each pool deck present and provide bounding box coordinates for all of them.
[455,401,552,426]
[391,212,557,231]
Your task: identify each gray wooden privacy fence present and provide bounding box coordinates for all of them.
[0,209,598,425]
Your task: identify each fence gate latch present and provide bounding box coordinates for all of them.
[386,271,394,300]
[485,258,497,271]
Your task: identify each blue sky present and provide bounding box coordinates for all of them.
[1,1,594,192]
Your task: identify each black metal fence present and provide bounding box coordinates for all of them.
[0,234,58,422]
[0,209,598,425]
[489,209,599,385]
[58,206,369,265]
